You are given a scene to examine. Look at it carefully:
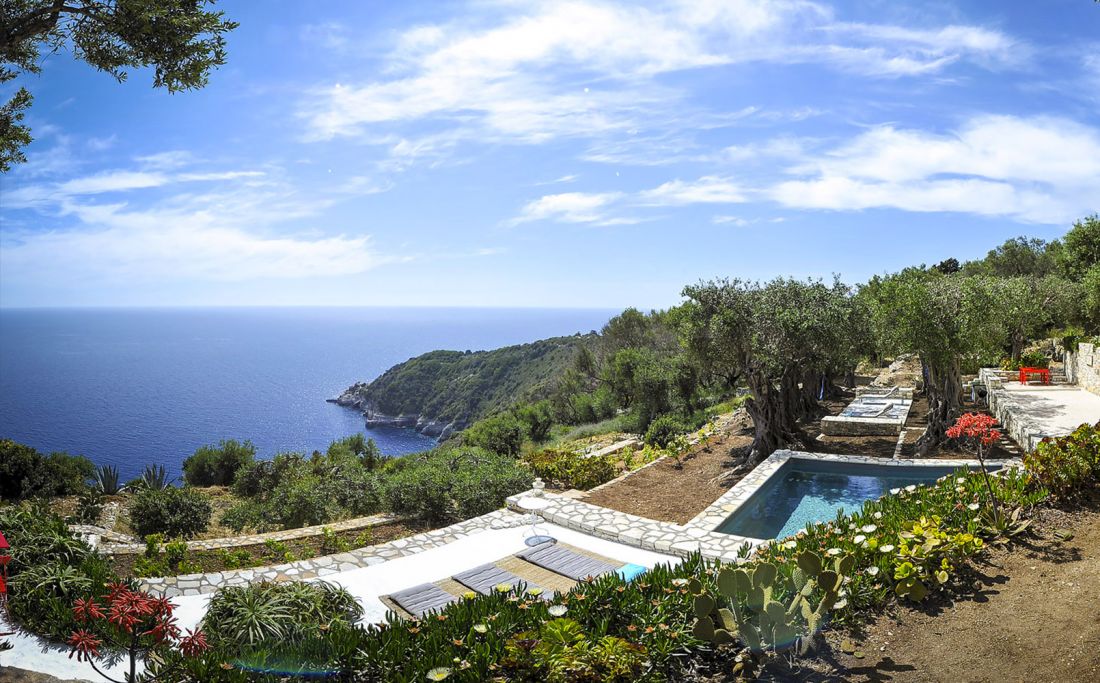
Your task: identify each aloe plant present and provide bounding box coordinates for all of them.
[141,464,174,490]
[93,464,124,495]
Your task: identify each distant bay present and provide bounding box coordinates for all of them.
[0,307,615,481]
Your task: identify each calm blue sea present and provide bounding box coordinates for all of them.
[0,307,615,481]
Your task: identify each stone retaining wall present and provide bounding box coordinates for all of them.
[101,513,400,555]
[1066,342,1100,395]
[137,510,526,597]
[981,368,1050,452]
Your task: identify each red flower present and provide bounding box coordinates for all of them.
[72,597,104,623]
[178,628,210,658]
[67,630,103,662]
[946,413,1000,446]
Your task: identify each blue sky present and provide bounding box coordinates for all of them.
[1,0,1098,308]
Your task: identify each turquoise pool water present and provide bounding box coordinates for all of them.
[716,459,983,540]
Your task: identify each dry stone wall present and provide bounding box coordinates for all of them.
[1067,342,1100,395]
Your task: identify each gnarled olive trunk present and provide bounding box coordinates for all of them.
[745,369,803,463]
[916,356,962,455]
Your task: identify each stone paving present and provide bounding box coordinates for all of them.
[98,512,399,555]
[983,367,1100,450]
[137,510,527,597]
[507,492,761,564]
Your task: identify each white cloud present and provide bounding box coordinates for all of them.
[510,191,623,225]
[3,168,266,209]
[769,115,1100,223]
[638,176,746,205]
[712,215,751,226]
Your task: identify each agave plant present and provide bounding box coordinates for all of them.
[140,464,174,490]
[92,464,124,495]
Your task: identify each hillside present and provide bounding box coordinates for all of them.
[330,334,593,437]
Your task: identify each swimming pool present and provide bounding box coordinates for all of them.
[715,458,990,540]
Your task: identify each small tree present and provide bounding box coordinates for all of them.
[69,583,209,682]
[946,413,1002,522]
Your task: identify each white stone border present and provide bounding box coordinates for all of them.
[683,449,1016,546]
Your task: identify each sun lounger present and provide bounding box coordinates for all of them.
[517,542,619,581]
[453,563,545,596]
[389,582,459,617]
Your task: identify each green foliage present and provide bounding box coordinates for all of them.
[525,448,619,490]
[1,0,237,171]
[517,401,555,443]
[347,335,593,426]
[133,534,200,577]
[141,463,174,490]
[130,486,212,539]
[500,618,648,682]
[183,439,256,486]
[384,447,531,524]
[1000,349,1049,371]
[1024,422,1100,499]
[224,449,383,532]
[463,412,526,457]
[690,550,851,676]
[73,488,104,525]
[1058,214,1100,280]
[963,236,1060,278]
[0,504,114,641]
[202,580,363,649]
[644,414,689,448]
[0,440,95,501]
[92,464,123,495]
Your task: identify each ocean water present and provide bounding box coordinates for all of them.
[0,307,615,481]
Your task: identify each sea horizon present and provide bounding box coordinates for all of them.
[0,306,617,480]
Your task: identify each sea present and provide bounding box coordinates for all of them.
[0,307,616,481]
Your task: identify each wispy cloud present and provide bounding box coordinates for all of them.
[767,115,1100,223]
[509,191,624,225]
[638,176,746,205]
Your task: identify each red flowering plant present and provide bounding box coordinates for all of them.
[946,412,1003,523]
[68,582,209,683]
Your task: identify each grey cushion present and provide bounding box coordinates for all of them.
[517,542,619,580]
[453,563,543,596]
[389,582,458,617]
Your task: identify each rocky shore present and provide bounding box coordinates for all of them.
[327,385,461,439]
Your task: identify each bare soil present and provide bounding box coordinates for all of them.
[581,415,754,524]
[812,501,1100,683]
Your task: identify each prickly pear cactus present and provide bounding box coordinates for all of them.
[690,550,852,659]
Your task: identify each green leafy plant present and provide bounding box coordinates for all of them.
[0,440,95,501]
[130,487,212,539]
[525,448,619,490]
[73,488,105,525]
[202,580,363,649]
[183,440,256,487]
[500,617,648,683]
[1024,422,1100,499]
[644,414,688,448]
[92,464,124,495]
[140,464,174,490]
[690,551,851,676]
[133,534,200,578]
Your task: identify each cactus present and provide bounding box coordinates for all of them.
[690,550,853,659]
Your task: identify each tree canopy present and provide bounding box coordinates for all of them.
[1,0,237,171]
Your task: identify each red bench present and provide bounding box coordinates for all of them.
[1018,367,1050,385]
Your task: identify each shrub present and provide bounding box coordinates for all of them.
[133,534,200,577]
[130,487,212,539]
[73,489,104,525]
[385,447,530,524]
[516,401,555,443]
[0,440,94,501]
[1024,422,1100,499]
[525,448,619,490]
[463,413,526,457]
[92,464,123,495]
[182,439,256,487]
[202,580,363,649]
[644,414,688,448]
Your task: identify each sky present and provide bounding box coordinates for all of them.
[1,0,1098,309]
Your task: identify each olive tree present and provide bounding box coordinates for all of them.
[864,271,1003,453]
[681,277,864,462]
[1,0,237,171]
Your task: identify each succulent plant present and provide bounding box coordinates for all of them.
[690,550,852,660]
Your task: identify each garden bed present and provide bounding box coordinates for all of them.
[110,519,423,578]
[581,416,754,524]
[819,495,1100,683]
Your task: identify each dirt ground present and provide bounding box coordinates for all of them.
[581,416,754,524]
[811,502,1100,683]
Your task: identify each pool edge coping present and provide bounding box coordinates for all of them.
[683,449,1019,545]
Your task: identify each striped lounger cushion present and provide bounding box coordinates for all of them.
[517,542,619,581]
[453,563,544,596]
[389,582,458,617]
